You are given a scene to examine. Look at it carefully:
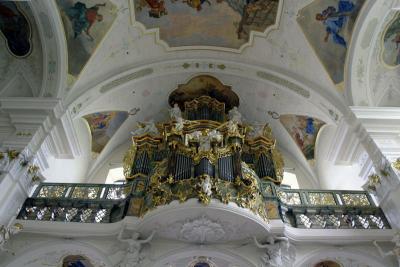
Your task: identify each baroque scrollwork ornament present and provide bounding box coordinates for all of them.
[367,173,381,192]
[392,158,400,172]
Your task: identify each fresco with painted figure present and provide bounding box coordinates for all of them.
[132,0,279,49]
[0,2,32,57]
[280,114,325,161]
[62,255,94,267]
[297,0,365,88]
[313,261,342,267]
[56,0,116,77]
[84,111,128,154]
[382,13,400,67]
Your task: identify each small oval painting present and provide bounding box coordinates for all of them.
[62,255,94,267]
[0,2,32,57]
[382,13,400,67]
[314,260,342,267]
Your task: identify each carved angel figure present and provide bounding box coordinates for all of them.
[187,130,222,151]
[174,117,185,132]
[170,103,182,121]
[200,176,212,197]
[227,120,239,134]
[374,232,400,266]
[228,106,242,124]
[0,223,22,253]
[131,120,159,136]
[254,236,289,267]
[118,230,155,267]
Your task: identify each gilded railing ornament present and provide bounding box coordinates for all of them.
[367,173,381,192]
[392,158,400,172]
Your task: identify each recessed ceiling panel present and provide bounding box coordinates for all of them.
[132,0,280,49]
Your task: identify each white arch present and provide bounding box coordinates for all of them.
[152,246,256,267]
[4,240,113,267]
[295,247,391,267]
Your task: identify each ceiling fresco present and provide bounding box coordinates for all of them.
[83,111,128,154]
[132,0,280,49]
[280,114,325,161]
[297,0,365,89]
[381,12,400,67]
[56,0,117,79]
[0,2,32,57]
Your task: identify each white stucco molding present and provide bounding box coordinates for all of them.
[29,0,67,99]
[285,227,395,245]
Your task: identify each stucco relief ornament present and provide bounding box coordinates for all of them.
[117,230,155,267]
[180,216,225,244]
[374,231,400,266]
[0,223,23,254]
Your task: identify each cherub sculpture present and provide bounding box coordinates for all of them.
[254,236,289,267]
[118,230,155,267]
[228,106,242,124]
[170,103,182,121]
[374,232,400,266]
[200,176,212,197]
[187,130,222,152]
[131,120,159,136]
[0,223,23,254]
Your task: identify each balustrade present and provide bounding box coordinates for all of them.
[16,179,390,229]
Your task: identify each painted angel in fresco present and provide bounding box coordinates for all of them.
[66,2,106,40]
[141,0,167,18]
[393,32,400,65]
[184,0,211,11]
[315,0,355,47]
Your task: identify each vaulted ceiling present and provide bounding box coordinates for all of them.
[1,0,398,189]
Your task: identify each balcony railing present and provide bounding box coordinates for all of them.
[17,180,391,229]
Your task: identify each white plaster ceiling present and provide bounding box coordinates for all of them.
[8,0,396,189]
[347,0,400,107]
